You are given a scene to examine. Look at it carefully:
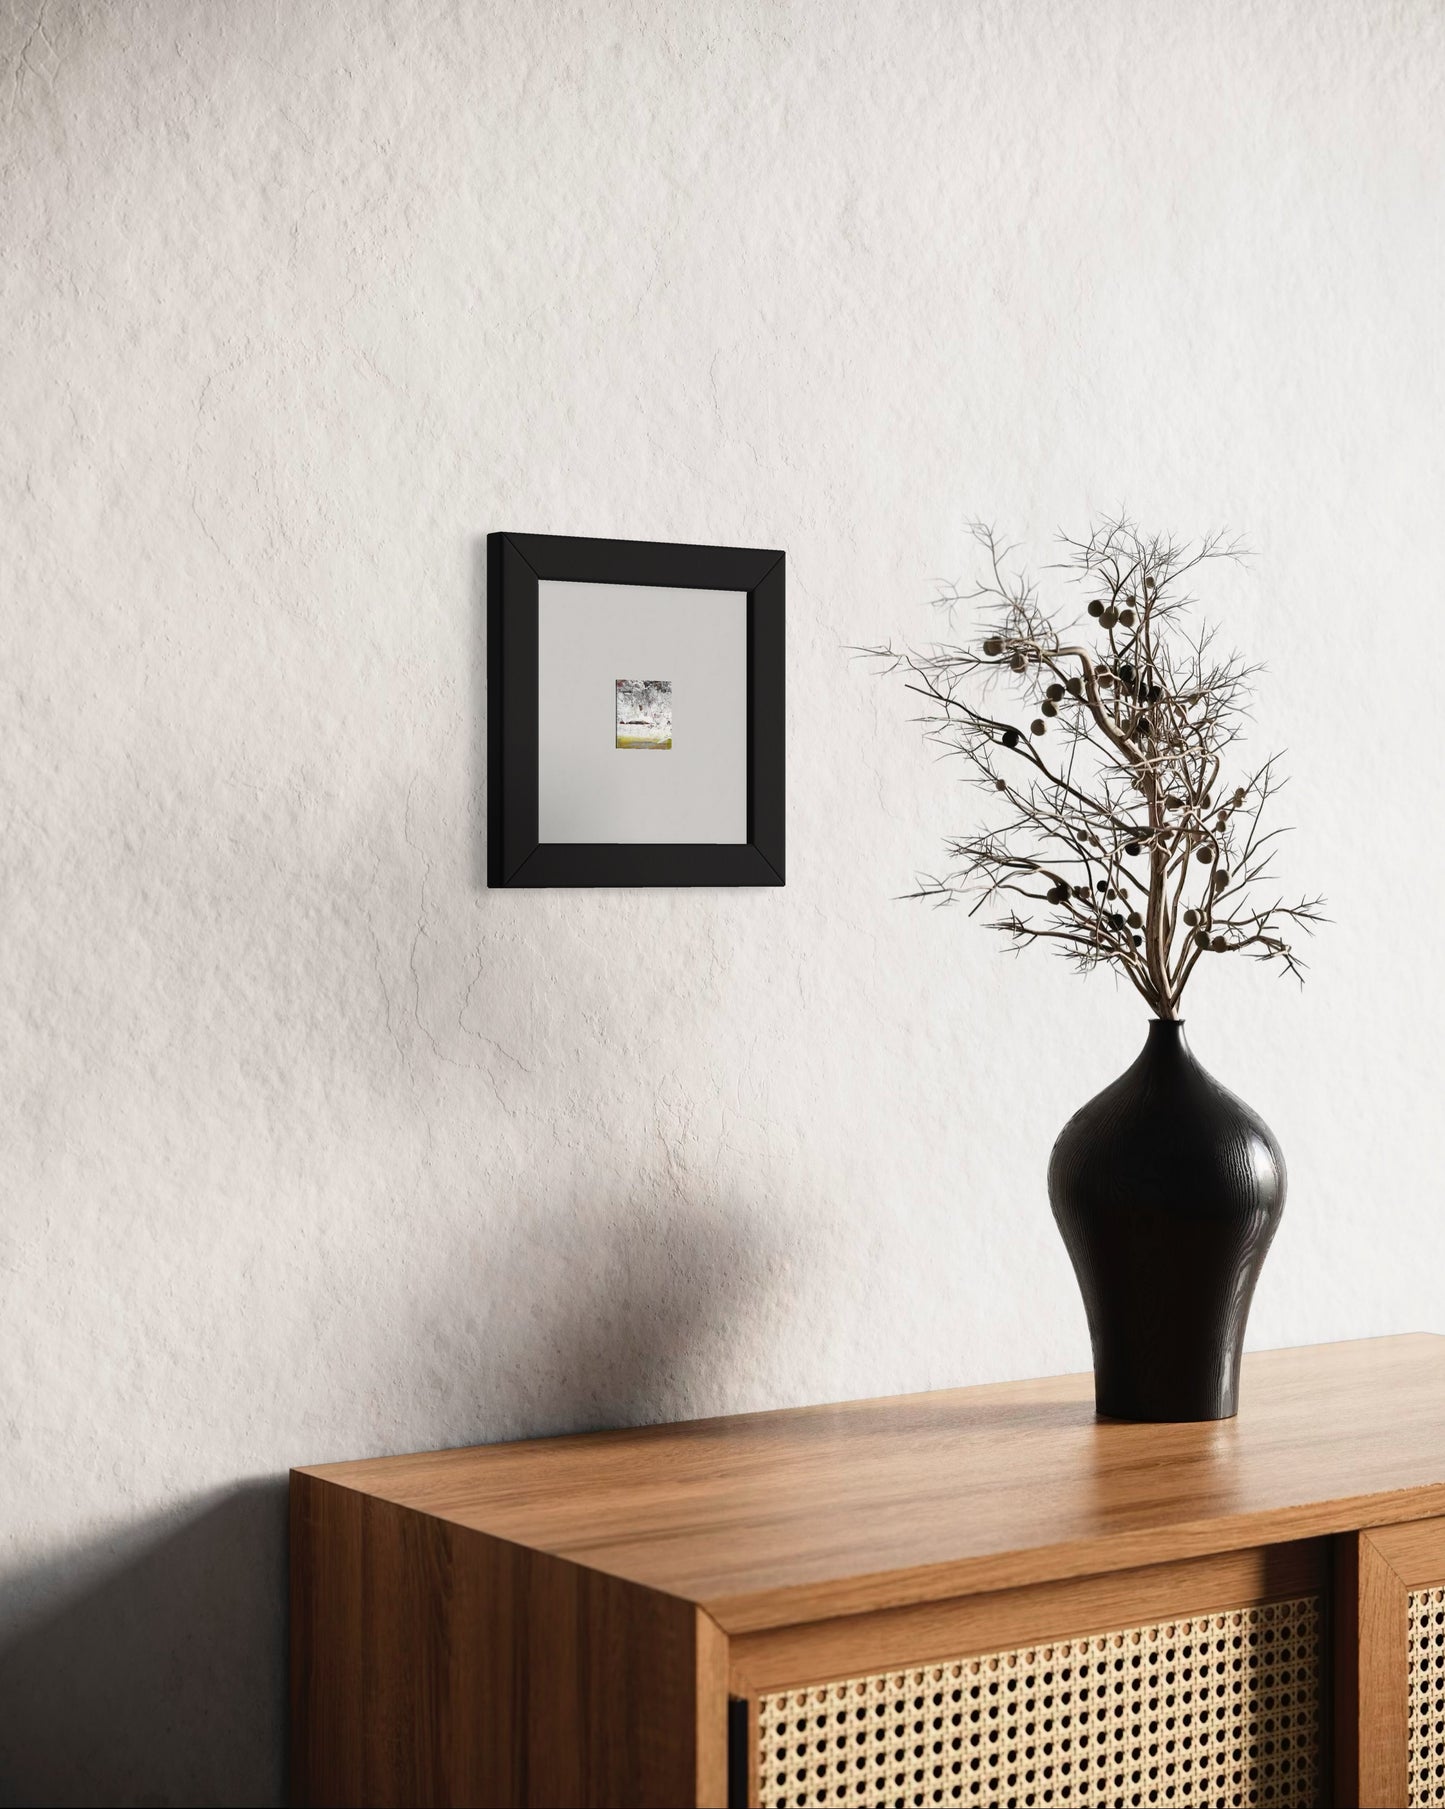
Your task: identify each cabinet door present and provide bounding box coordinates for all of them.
[1338,1517,1445,1808]
[729,1544,1326,1809]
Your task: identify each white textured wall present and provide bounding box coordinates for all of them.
[2,1,1442,1800]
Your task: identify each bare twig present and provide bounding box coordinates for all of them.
[861,515,1323,1018]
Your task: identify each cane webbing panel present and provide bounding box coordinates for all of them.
[755,1595,1320,1809]
[1410,1586,1445,1805]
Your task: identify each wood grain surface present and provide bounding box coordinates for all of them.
[1337,1528,1410,1808]
[290,1471,729,1807]
[296,1335,1445,1634]
[1336,1514,1445,1809]
[727,1541,1325,1694]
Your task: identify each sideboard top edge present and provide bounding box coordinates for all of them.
[290,1335,1445,1620]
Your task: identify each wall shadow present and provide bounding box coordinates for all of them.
[0,1195,788,1805]
[434,1189,790,1446]
[0,1480,287,1808]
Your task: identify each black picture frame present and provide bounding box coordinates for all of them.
[487,532,785,887]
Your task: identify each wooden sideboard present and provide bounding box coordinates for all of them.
[290,1334,1445,1808]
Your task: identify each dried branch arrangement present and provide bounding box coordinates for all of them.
[867,517,1324,1019]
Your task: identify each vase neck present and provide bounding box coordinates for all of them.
[1145,1018,1192,1059]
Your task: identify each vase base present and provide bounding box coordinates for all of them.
[1092,1371,1241,1423]
[1094,1403,1240,1424]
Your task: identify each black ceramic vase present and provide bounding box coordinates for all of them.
[1047,1019,1285,1423]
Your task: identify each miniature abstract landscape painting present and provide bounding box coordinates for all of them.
[615,678,672,749]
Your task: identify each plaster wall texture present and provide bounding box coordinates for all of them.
[2,0,1443,1800]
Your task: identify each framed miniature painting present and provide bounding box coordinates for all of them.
[487,533,784,887]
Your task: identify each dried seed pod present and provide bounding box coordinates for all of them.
[1107,886,1118,900]
[1074,884,1091,899]
[1211,935,1228,953]
[1196,844,1215,862]
[1165,794,1185,809]
[1195,929,1210,949]
[1125,592,1137,605]
[1127,910,1142,928]
[995,778,1007,791]
[1100,606,1119,629]
[1001,728,1020,749]
[1124,841,1141,856]
[1065,677,1082,697]
[1041,699,1057,717]
[1136,718,1151,739]
[1030,718,1046,735]
[1009,651,1027,673]
[1045,682,1065,702]
[1096,880,1109,893]
[1183,908,1199,926]
[1144,576,1156,592]
[1132,933,1143,948]
[1119,608,1136,628]
[1118,662,1136,685]
[1233,787,1247,806]
[1087,599,1104,618]
[1213,868,1230,889]
[1202,793,1213,808]
[1098,672,1114,689]
[982,637,1003,656]
[1047,885,1065,904]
